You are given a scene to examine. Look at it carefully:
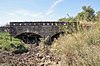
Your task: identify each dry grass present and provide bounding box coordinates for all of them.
[51,22,100,66]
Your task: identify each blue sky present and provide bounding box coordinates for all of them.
[0,0,100,26]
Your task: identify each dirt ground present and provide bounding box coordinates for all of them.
[0,45,61,66]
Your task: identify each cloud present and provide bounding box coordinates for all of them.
[0,0,64,26]
[7,12,17,16]
[46,0,63,15]
[46,9,53,15]
[7,9,43,18]
[51,0,63,9]
[14,9,30,16]
[6,0,64,20]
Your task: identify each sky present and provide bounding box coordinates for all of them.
[0,0,100,26]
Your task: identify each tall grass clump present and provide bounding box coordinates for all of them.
[51,22,100,66]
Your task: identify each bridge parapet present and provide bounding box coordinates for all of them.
[10,22,78,36]
[10,22,70,26]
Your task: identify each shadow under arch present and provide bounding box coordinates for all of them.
[45,32,65,45]
[51,32,65,42]
[15,32,42,45]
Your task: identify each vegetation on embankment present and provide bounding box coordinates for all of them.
[0,32,28,54]
[51,22,100,66]
[59,6,100,22]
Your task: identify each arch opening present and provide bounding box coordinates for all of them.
[51,32,64,42]
[45,32,65,45]
[15,32,42,45]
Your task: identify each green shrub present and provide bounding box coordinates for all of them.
[0,32,28,54]
[12,44,28,54]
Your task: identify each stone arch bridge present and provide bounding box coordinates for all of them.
[10,21,78,44]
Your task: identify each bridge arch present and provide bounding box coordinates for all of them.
[51,32,64,42]
[15,32,43,45]
[45,32,65,45]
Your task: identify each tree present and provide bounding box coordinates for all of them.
[58,17,75,22]
[96,11,100,21]
[75,6,95,22]
[58,17,68,22]
[59,6,98,22]
[74,12,84,21]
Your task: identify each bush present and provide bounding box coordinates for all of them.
[0,32,28,54]
[12,44,28,54]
